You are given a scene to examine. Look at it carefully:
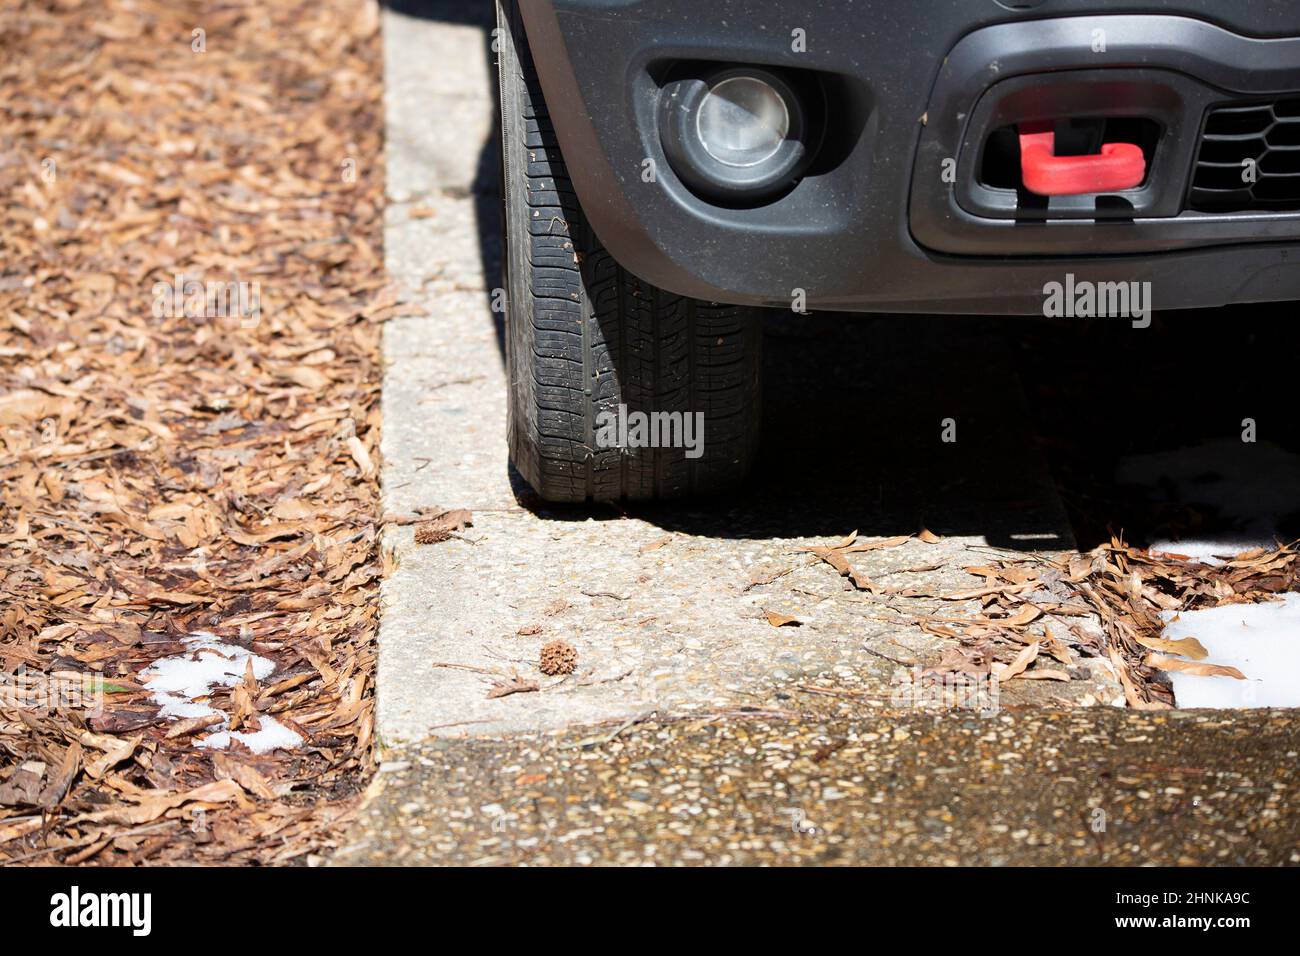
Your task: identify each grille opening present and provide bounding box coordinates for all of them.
[1260,150,1300,175]
[978,117,1160,194]
[1190,98,1300,212]
[1204,107,1272,136]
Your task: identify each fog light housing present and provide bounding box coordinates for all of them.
[660,66,812,202]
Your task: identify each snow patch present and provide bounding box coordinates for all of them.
[140,632,301,752]
[1159,594,1300,708]
[198,717,303,755]
[141,632,275,717]
[1146,539,1264,567]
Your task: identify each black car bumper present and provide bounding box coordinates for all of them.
[519,0,1300,313]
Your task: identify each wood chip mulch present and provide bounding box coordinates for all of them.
[0,0,395,864]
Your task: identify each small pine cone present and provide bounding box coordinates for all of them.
[413,524,452,545]
[539,639,578,676]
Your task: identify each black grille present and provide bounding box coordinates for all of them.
[1189,98,1300,212]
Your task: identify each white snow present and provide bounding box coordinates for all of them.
[1117,439,1300,563]
[1146,539,1264,566]
[198,716,303,755]
[140,632,301,752]
[1159,594,1300,708]
[141,632,276,718]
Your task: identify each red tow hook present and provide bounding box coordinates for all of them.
[1018,124,1146,196]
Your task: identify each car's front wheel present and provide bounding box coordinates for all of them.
[495,0,763,503]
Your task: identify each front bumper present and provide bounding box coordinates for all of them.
[519,0,1300,313]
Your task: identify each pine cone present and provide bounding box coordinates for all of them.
[539,639,577,676]
[413,524,452,544]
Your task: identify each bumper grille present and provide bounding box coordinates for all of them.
[1189,98,1300,212]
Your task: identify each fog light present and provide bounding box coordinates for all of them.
[696,76,790,168]
[659,66,813,203]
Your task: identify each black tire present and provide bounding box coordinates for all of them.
[495,0,763,503]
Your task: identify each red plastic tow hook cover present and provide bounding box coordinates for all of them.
[1018,128,1146,197]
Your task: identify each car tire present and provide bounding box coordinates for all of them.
[495,0,763,503]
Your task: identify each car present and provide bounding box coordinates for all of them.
[494,0,1300,502]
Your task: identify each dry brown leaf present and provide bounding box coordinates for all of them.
[282,366,331,390]
[486,671,540,699]
[348,435,375,476]
[1145,653,1246,680]
[80,734,141,780]
[842,534,912,553]
[77,779,248,827]
[802,537,879,592]
[1000,605,1043,628]
[229,658,261,732]
[1014,669,1071,681]
[212,753,278,800]
[164,714,225,740]
[1133,634,1209,660]
[992,642,1039,682]
[762,609,802,627]
[1108,646,1170,711]
[639,535,673,554]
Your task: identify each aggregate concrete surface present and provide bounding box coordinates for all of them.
[336,707,1300,866]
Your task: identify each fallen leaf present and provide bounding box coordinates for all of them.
[348,435,374,476]
[993,642,1039,682]
[77,779,247,827]
[164,714,225,739]
[639,535,672,554]
[1001,605,1043,628]
[37,743,82,811]
[282,366,330,390]
[1014,669,1071,681]
[1108,645,1170,711]
[763,609,802,627]
[212,753,278,800]
[1133,634,1209,660]
[486,671,539,699]
[1145,653,1246,680]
